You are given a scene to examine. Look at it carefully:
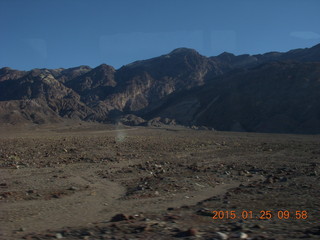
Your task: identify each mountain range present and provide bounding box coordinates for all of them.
[1,43,320,134]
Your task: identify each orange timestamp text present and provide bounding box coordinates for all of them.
[212,210,308,220]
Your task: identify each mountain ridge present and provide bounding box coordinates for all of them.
[1,43,320,133]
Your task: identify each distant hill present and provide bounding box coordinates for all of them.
[0,43,320,134]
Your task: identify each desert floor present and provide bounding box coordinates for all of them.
[0,122,319,240]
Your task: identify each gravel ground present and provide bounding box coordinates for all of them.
[0,124,319,239]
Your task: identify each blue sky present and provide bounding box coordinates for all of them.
[1,0,320,70]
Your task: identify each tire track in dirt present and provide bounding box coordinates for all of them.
[1,164,125,239]
[1,161,263,239]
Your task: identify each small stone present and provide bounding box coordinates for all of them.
[81,231,94,236]
[55,233,63,239]
[186,227,198,236]
[180,205,190,209]
[45,234,56,237]
[197,208,213,216]
[143,224,151,231]
[110,223,119,229]
[252,224,264,229]
[110,213,129,222]
[264,176,274,184]
[68,186,78,191]
[233,232,248,239]
[135,224,151,232]
[233,222,244,231]
[215,231,228,240]
[165,214,181,220]
[52,194,61,199]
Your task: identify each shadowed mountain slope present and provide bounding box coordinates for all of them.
[144,61,320,134]
[0,43,320,133]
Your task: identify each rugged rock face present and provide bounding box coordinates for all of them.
[104,48,221,112]
[0,67,26,82]
[0,99,61,125]
[65,64,116,102]
[145,61,320,134]
[0,43,320,133]
[0,69,95,124]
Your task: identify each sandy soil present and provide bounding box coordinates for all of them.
[0,123,319,239]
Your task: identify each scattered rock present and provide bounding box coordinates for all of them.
[110,213,129,222]
[304,226,320,235]
[51,193,63,199]
[176,227,199,237]
[164,214,181,221]
[55,233,63,239]
[80,230,94,236]
[135,224,151,232]
[1,192,13,198]
[190,125,198,130]
[279,177,288,182]
[232,232,249,239]
[264,176,275,184]
[186,227,198,236]
[197,208,213,216]
[215,231,228,240]
[252,224,264,229]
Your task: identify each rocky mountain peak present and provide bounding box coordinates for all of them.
[169,47,200,56]
[0,67,26,82]
[0,67,13,72]
[216,52,236,62]
[94,64,116,74]
[95,63,113,70]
